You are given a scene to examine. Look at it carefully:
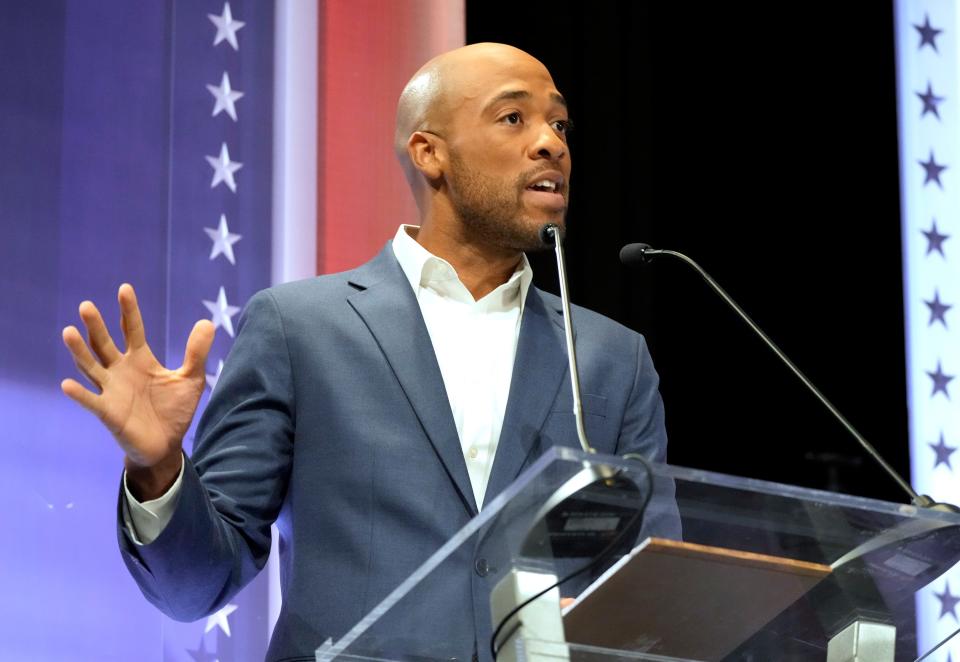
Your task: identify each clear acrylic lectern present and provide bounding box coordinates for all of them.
[316,447,960,662]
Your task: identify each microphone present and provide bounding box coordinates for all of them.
[535,224,654,549]
[618,242,654,266]
[489,227,656,661]
[541,223,591,454]
[620,242,958,513]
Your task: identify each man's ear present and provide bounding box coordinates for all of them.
[406,131,445,182]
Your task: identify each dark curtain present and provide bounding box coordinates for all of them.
[467,2,908,502]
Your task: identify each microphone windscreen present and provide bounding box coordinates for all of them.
[539,223,560,246]
[619,243,652,266]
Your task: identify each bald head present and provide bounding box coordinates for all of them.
[394,43,548,153]
[394,44,557,200]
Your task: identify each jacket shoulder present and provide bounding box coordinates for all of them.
[263,271,357,304]
[249,247,394,312]
[533,287,642,346]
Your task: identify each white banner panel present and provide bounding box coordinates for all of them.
[895,1,960,658]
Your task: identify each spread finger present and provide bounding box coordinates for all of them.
[60,378,104,417]
[118,283,147,350]
[62,326,109,388]
[79,301,122,365]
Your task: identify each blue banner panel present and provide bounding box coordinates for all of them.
[1,1,174,660]
[0,2,273,660]
[162,0,274,658]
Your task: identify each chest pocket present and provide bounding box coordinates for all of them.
[550,393,607,418]
[542,393,611,452]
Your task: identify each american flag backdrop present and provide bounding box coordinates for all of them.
[896,1,960,659]
[0,0,277,659]
[0,1,462,659]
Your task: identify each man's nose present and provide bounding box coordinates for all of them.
[531,123,567,161]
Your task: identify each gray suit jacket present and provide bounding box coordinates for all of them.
[118,245,669,662]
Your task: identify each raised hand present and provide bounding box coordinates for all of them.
[61,284,215,499]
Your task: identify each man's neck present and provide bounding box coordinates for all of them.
[411,224,522,301]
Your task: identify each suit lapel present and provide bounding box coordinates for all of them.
[346,246,479,516]
[483,288,568,508]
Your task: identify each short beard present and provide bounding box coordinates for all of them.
[447,150,565,253]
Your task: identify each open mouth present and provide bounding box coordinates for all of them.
[522,170,566,211]
[523,175,566,211]
[526,179,560,193]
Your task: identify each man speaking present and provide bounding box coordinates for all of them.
[61,43,668,661]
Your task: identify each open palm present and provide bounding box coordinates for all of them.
[61,284,215,475]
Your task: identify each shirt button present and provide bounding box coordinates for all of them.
[468,447,478,459]
[474,558,490,577]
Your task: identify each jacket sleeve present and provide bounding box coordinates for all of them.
[615,333,682,542]
[117,289,295,621]
[614,334,667,463]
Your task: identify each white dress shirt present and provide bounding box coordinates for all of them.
[123,224,532,543]
[392,224,532,508]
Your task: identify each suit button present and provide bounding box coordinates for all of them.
[474,558,490,577]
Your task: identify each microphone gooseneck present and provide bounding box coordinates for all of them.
[621,242,958,513]
[542,223,593,454]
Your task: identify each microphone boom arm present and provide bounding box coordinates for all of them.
[632,245,943,510]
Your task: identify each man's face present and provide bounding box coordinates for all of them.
[441,54,572,252]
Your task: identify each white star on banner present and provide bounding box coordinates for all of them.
[206,359,224,392]
[204,602,238,637]
[204,214,242,264]
[203,287,241,338]
[208,2,245,51]
[206,71,244,121]
[205,143,243,193]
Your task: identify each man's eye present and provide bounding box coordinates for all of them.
[552,119,572,135]
[501,112,521,125]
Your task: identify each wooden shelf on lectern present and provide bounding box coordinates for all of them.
[562,537,831,661]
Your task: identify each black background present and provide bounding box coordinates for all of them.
[467,2,909,501]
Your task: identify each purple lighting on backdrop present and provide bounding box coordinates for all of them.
[0,1,274,660]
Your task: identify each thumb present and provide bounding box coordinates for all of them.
[181,319,216,378]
